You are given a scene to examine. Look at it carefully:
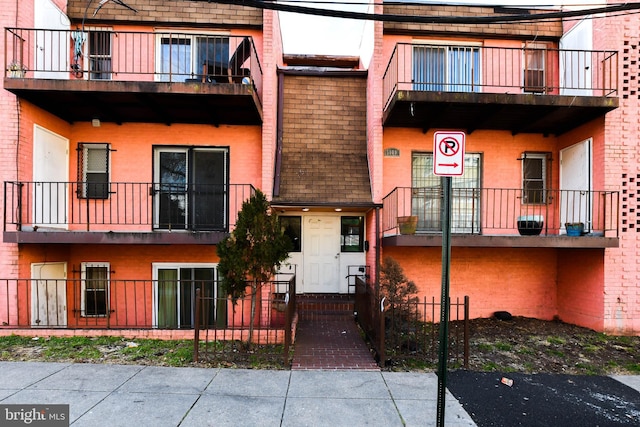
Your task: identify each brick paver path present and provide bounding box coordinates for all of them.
[291,314,379,370]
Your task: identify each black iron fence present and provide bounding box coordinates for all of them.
[193,275,296,367]
[355,277,469,368]
[4,181,255,232]
[382,187,619,237]
[0,275,294,331]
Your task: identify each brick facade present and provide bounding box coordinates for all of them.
[600,6,640,334]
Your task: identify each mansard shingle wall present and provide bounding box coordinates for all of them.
[383,4,562,40]
[275,73,372,205]
[67,0,262,28]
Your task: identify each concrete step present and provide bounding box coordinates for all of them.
[296,294,355,320]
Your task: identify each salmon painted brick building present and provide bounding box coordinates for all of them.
[0,1,637,337]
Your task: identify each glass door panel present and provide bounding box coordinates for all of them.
[156,267,218,328]
[156,150,188,230]
[192,150,227,230]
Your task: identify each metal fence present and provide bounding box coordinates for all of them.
[383,43,618,108]
[354,277,469,368]
[4,181,255,232]
[0,275,293,329]
[5,28,263,100]
[193,275,296,366]
[382,187,619,237]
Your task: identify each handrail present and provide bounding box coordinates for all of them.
[4,181,255,232]
[4,28,263,101]
[382,186,619,236]
[382,43,619,109]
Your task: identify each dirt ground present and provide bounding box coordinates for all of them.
[466,316,640,375]
[1,317,639,374]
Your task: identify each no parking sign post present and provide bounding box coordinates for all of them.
[433,131,465,427]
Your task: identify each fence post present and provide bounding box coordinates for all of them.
[193,287,201,363]
[283,291,291,367]
[379,296,385,367]
[464,295,469,369]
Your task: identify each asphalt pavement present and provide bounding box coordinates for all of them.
[1,362,639,426]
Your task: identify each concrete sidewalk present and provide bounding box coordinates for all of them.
[0,362,475,426]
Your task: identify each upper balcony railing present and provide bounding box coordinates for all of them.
[4,181,255,233]
[4,28,263,100]
[383,43,618,109]
[382,187,619,238]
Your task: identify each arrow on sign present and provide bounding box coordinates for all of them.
[438,163,459,168]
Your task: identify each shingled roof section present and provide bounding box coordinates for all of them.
[275,73,372,206]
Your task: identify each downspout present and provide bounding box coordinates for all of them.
[273,70,284,197]
[375,206,381,301]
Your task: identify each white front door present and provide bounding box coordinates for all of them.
[560,139,592,232]
[304,216,340,293]
[31,262,67,327]
[33,126,69,228]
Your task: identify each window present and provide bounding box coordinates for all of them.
[341,216,364,252]
[158,35,229,82]
[88,30,112,80]
[413,44,480,92]
[522,153,549,204]
[154,265,223,329]
[78,143,110,199]
[153,147,228,230]
[280,216,301,252]
[524,43,546,93]
[412,153,481,233]
[81,262,109,317]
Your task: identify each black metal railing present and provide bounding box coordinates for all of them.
[193,275,296,367]
[355,276,469,368]
[0,275,295,333]
[382,187,619,237]
[383,43,618,108]
[5,28,263,101]
[4,181,255,232]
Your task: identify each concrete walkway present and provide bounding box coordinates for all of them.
[0,362,475,426]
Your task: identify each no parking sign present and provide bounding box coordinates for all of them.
[433,131,465,176]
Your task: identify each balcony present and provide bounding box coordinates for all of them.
[382,44,618,135]
[3,181,255,244]
[3,28,263,125]
[382,187,619,248]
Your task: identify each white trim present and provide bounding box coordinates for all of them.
[153,28,231,36]
[521,152,548,204]
[151,263,218,328]
[411,39,482,47]
[154,32,231,82]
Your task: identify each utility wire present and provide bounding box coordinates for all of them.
[207,0,640,23]
[276,1,609,7]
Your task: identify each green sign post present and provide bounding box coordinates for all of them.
[432,131,465,427]
[436,176,452,427]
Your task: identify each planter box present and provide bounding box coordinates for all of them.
[565,222,584,236]
[398,216,418,235]
[517,215,543,236]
